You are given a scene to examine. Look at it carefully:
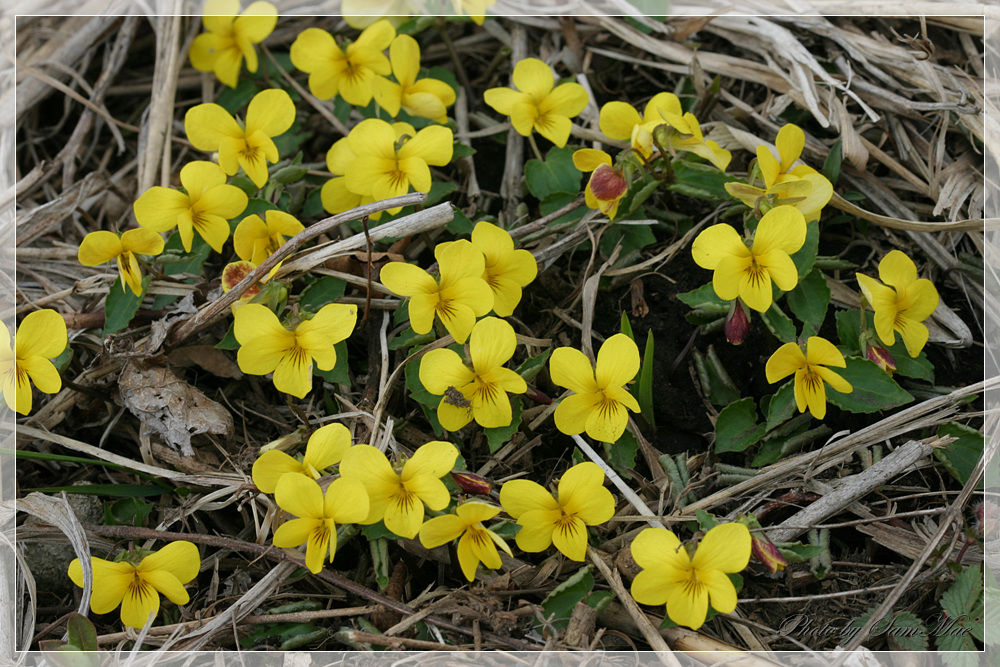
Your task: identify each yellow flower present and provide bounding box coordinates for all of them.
[1,310,67,415]
[856,250,939,358]
[188,0,277,88]
[379,240,494,344]
[372,34,456,123]
[234,302,357,398]
[498,461,615,561]
[484,57,589,148]
[550,334,641,443]
[339,441,458,539]
[234,210,304,265]
[630,523,751,630]
[272,474,369,574]
[573,148,628,219]
[599,92,730,170]
[290,21,395,106]
[185,88,295,189]
[419,502,511,581]
[419,316,526,431]
[252,423,352,493]
[78,228,165,296]
[691,205,806,313]
[68,541,200,629]
[343,119,454,213]
[724,124,832,222]
[320,135,375,217]
[765,336,853,420]
[470,221,537,317]
[134,161,248,253]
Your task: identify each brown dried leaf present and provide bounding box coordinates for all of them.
[167,345,243,380]
[118,358,233,457]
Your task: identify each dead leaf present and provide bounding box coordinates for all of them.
[118,358,233,457]
[167,345,243,379]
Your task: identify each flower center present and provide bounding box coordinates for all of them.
[744,256,769,288]
[681,564,705,598]
[801,366,823,393]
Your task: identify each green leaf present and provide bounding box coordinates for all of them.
[884,612,929,650]
[524,146,582,200]
[484,399,522,453]
[625,179,660,216]
[313,341,350,386]
[765,381,797,432]
[537,565,596,634]
[790,219,819,279]
[516,349,551,383]
[298,276,347,312]
[216,323,239,350]
[786,269,830,331]
[669,159,734,201]
[940,565,984,640]
[446,208,474,235]
[389,326,436,351]
[217,79,259,114]
[605,428,639,478]
[104,275,149,335]
[599,222,656,259]
[693,347,740,407]
[26,484,166,497]
[677,282,727,309]
[452,142,476,159]
[103,497,153,526]
[540,192,585,224]
[760,302,796,343]
[636,332,656,428]
[714,397,765,453]
[425,179,457,206]
[774,541,825,562]
[834,310,934,381]
[158,230,213,278]
[66,613,98,652]
[826,357,913,413]
[823,139,842,187]
[360,521,399,541]
[934,422,984,488]
[696,509,719,531]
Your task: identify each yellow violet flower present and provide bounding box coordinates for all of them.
[234,210,304,265]
[419,502,512,581]
[451,0,497,24]
[380,240,494,344]
[691,205,806,313]
[765,336,853,420]
[188,0,277,89]
[573,148,628,219]
[1,310,67,415]
[134,161,248,253]
[630,522,751,630]
[373,34,456,123]
[78,228,165,296]
[498,461,615,561]
[550,334,641,443]
[68,541,200,629]
[343,118,454,213]
[234,302,357,398]
[419,316,527,431]
[252,422,352,493]
[725,124,832,222]
[272,474,369,574]
[484,57,589,148]
[470,221,537,317]
[185,88,295,189]
[338,440,459,539]
[856,250,939,358]
[600,92,730,170]
[290,21,395,107]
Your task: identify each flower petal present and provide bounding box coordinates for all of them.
[549,346,598,395]
[119,581,161,629]
[399,125,454,167]
[595,333,640,389]
[498,479,558,519]
[572,148,611,173]
[272,517,316,549]
[138,541,201,585]
[419,513,466,549]
[140,569,189,605]
[691,523,751,573]
[805,336,846,368]
[599,101,642,141]
[692,223,747,271]
[245,88,295,138]
[274,473,325,520]
[815,365,853,395]
[469,316,517,374]
[553,391,600,436]
[511,57,554,103]
[514,508,560,553]
[419,349,474,395]
[765,343,805,384]
[380,262,438,297]
[878,250,919,290]
[271,349,313,398]
[559,463,615,526]
[305,423,352,470]
[78,231,122,266]
[403,440,458,480]
[185,103,242,151]
[551,515,589,561]
[753,205,806,256]
[17,309,68,359]
[251,449,304,494]
[325,476,371,525]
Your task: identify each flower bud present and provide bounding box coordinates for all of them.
[222,261,260,296]
[725,300,751,345]
[523,384,552,405]
[451,471,491,496]
[864,341,897,376]
[751,532,789,573]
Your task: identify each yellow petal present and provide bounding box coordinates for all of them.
[419,513,466,548]
[775,124,805,172]
[233,2,277,43]
[573,148,611,173]
[119,581,161,629]
[434,298,478,344]
[251,449,304,493]
[757,145,781,188]
[599,101,642,141]
[201,0,240,33]
[272,517,316,549]
[549,346,598,395]
[691,223,747,271]
[456,501,501,524]
[271,349,314,398]
[185,103,242,151]
[383,491,425,539]
[483,87,530,116]
[304,423,352,470]
[275,473,325,519]
[324,476,371,524]
[558,462,614,524]
[140,569,189,605]
[398,125,454,167]
[535,111,574,148]
[701,568,738,614]
[455,530,481,580]
[514,508,560,552]
[402,440,458,480]
[19,356,61,396]
[595,333,640,389]
[408,293,438,335]
[551,514,589,561]
[78,231,122,266]
[900,278,939,322]
[388,33,419,86]
[553,391,600,436]
[138,541,200,585]
[756,248,799,293]
[815,365,853,395]
[805,336,846,368]
[437,396,475,432]
[499,479,558,519]
[338,445,400,524]
[753,205,806,256]
[765,342,805,383]
[511,57,553,102]
[290,27,340,75]
[878,249,919,289]
[418,348,474,395]
[896,318,930,358]
[469,316,516,373]
[691,523,751,573]
[245,88,295,138]
[17,309,68,359]
[585,396,629,443]
[666,575,709,630]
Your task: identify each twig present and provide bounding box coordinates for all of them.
[572,434,663,529]
[340,629,464,651]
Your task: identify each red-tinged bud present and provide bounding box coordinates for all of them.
[751,532,789,573]
[523,384,552,405]
[864,341,897,376]
[590,164,628,203]
[451,471,491,496]
[222,261,261,299]
[725,300,751,345]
